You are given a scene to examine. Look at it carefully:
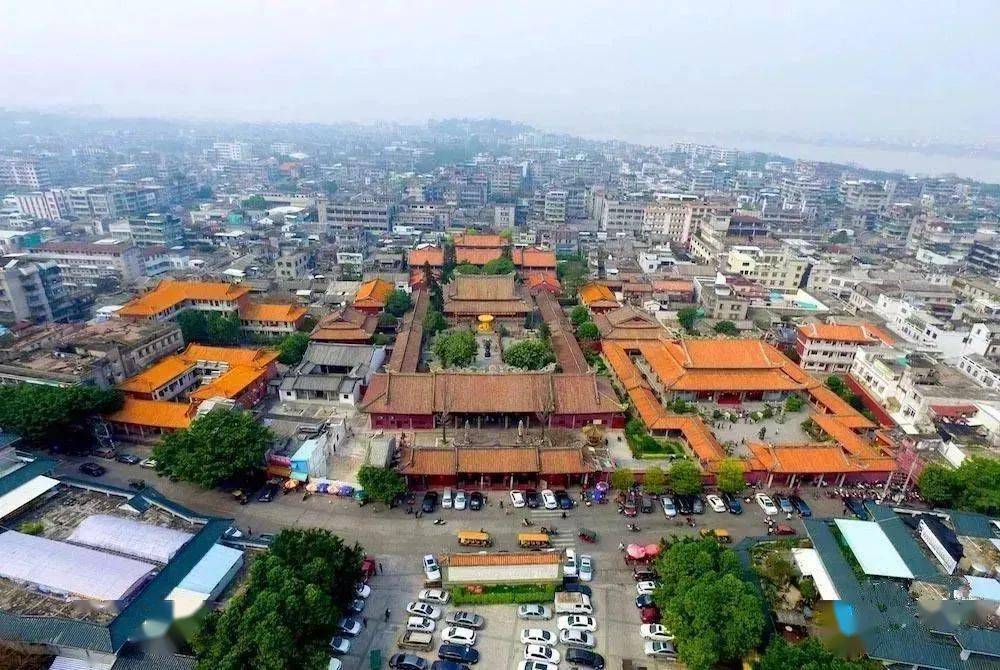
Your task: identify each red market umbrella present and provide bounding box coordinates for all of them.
[626,544,646,559]
[645,543,660,557]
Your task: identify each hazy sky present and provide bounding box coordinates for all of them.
[3,1,999,143]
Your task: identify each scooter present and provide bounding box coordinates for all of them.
[627,523,641,532]
[433,518,446,526]
[522,517,534,527]
[540,526,559,536]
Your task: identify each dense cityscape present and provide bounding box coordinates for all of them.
[0,104,998,670]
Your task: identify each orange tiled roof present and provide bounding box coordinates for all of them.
[539,448,592,474]
[311,307,378,342]
[189,365,267,401]
[513,247,557,269]
[457,448,539,474]
[579,283,617,306]
[454,233,505,248]
[408,247,445,267]
[118,356,194,394]
[525,272,561,291]
[446,552,561,567]
[180,344,279,368]
[105,398,193,430]
[797,322,894,345]
[353,279,394,307]
[652,279,695,293]
[457,248,503,265]
[118,280,250,318]
[240,302,307,322]
[670,369,803,392]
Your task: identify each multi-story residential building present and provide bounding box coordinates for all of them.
[724,245,807,291]
[967,231,1000,275]
[966,322,1000,362]
[0,157,51,190]
[543,190,568,224]
[316,200,392,234]
[795,321,894,373]
[600,200,646,238]
[66,184,159,221]
[839,179,888,214]
[212,141,253,162]
[29,239,144,288]
[876,296,973,363]
[130,213,186,248]
[0,257,73,325]
[780,176,826,215]
[494,204,515,228]
[3,192,64,220]
[275,252,308,280]
[958,354,1000,390]
[642,195,698,244]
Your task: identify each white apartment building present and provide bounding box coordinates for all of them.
[724,245,807,292]
[543,190,567,224]
[212,141,253,162]
[0,157,51,190]
[600,200,646,238]
[494,204,515,229]
[638,248,679,274]
[276,252,308,280]
[642,195,699,244]
[29,239,144,288]
[0,257,73,324]
[875,296,974,363]
[958,355,1000,390]
[795,322,893,373]
[780,177,826,214]
[66,185,159,221]
[4,192,63,220]
[317,200,392,233]
[839,179,888,213]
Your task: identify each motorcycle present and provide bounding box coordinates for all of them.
[433,518,446,526]
[627,523,641,532]
[540,526,559,536]
[522,517,534,527]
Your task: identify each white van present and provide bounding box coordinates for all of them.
[442,488,453,509]
[554,591,593,615]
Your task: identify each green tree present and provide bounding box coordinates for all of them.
[193,528,362,670]
[206,312,241,345]
[153,408,273,488]
[557,256,588,298]
[826,375,847,395]
[784,394,804,412]
[576,321,600,341]
[423,261,443,312]
[357,466,407,505]
[643,466,668,495]
[432,329,477,368]
[195,185,213,199]
[829,230,851,244]
[610,468,636,492]
[483,257,515,275]
[669,460,703,495]
[241,194,267,210]
[653,538,765,670]
[758,638,876,670]
[442,240,457,282]
[423,309,448,335]
[178,309,209,344]
[378,311,398,328]
[716,458,746,494]
[277,332,310,365]
[0,385,122,451]
[385,290,412,318]
[677,307,700,333]
[503,339,555,370]
[570,305,590,327]
[713,320,738,336]
[320,180,338,197]
[918,458,1000,513]
[453,263,481,275]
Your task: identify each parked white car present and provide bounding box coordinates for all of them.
[524,645,560,664]
[454,490,468,510]
[640,623,675,642]
[706,494,727,513]
[354,583,371,599]
[418,588,450,604]
[557,615,597,632]
[660,495,677,517]
[441,626,476,645]
[563,548,578,578]
[510,490,526,508]
[422,555,441,582]
[517,604,553,620]
[517,662,557,670]
[406,616,435,633]
[635,581,658,596]
[645,640,678,658]
[755,493,778,515]
[405,602,441,619]
[559,628,596,648]
[541,489,558,510]
[578,554,593,582]
[520,628,557,645]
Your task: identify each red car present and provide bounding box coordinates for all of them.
[623,492,638,517]
[640,606,661,624]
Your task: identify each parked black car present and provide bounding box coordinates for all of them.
[438,643,479,664]
[115,453,141,464]
[555,490,573,510]
[525,489,540,508]
[691,495,705,514]
[635,594,655,608]
[676,495,694,515]
[79,462,106,477]
[565,648,606,669]
[843,497,868,519]
[633,567,658,582]
[789,495,812,517]
[722,493,743,514]
[639,494,654,513]
[389,653,429,670]
[557,582,593,596]
[256,483,279,503]
[421,491,439,513]
[469,491,484,510]
[430,661,470,670]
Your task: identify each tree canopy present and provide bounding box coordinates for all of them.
[423,309,448,335]
[570,305,590,327]
[385,290,412,318]
[653,538,765,670]
[432,329,477,368]
[715,458,746,495]
[918,458,1000,514]
[758,638,877,670]
[611,468,636,491]
[713,320,739,336]
[153,408,273,488]
[576,321,600,341]
[669,460,703,495]
[178,310,241,346]
[441,240,457,282]
[643,466,667,495]
[556,256,588,297]
[277,332,310,365]
[677,307,700,333]
[483,257,515,275]
[0,384,122,451]
[241,194,267,210]
[357,466,406,505]
[193,528,363,670]
[503,339,555,370]
[453,263,481,276]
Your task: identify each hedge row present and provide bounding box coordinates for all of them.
[452,583,556,605]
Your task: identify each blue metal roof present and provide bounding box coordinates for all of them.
[0,454,56,499]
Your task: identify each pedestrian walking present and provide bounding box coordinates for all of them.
[384,608,391,622]
[362,616,368,628]
[499,500,504,509]
[247,527,251,536]
[378,562,383,574]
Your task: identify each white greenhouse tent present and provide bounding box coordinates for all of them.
[68,514,193,564]
[0,474,59,521]
[834,518,914,579]
[0,531,155,601]
[167,544,244,617]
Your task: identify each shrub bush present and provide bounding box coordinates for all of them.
[452,583,555,605]
[19,521,43,535]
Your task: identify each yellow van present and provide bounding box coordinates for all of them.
[517,533,551,549]
[458,531,493,547]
